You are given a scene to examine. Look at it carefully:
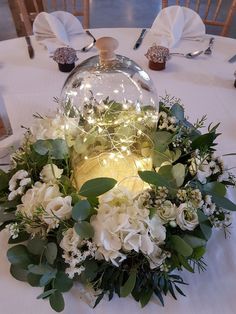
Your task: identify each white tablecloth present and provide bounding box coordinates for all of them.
[0,28,236,314]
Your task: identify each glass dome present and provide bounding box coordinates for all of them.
[59,37,159,193]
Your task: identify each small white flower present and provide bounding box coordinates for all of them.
[40,164,63,183]
[8,170,31,200]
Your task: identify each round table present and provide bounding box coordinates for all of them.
[0,28,236,314]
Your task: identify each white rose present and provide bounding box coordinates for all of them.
[43,196,72,229]
[149,215,166,244]
[60,228,81,253]
[176,203,199,231]
[157,200,177,223]
[40,164,63,183]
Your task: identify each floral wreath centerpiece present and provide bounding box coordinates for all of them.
[0,37,236,312]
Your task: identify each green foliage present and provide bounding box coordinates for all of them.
[45,243,58,265]
[120,269,137,297]
[33,139,69,159]
[49,290,65,312]
[7,245,32,266]
[72,200,91,221]
[54,271,73,292]
[79,177,117,197]
[170,235,193,257]
[74,221,94,239]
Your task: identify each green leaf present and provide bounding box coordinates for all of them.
[83,260,99,281]
[120,269,137,297]
[0,169,9,191]
[192,246,206,260]
[27,237,47,255]
[178,255,194,273]
[27,273,41,287]
[33,140,51,155]
[10,264,28,281]
[200,222,212,240]
[138,169,175,190]
[33,139,69,160]
[171,163,185,187]
[40,269,57,287]
[191,132,219,150]
[7,245,31,265]
[0,209,16,223]
[153,131,173,152]
[49,291,65,312]
[28,264,54,275]
[203,182,226,197]
[37,289,57,299]
[170,103,184,121]
[54,271,73,292]
[45,242,58,265]
[8,232,30,244]
[182,235,206,248]
[170,235,193,257]
[212,195,236,211]
[197,209,208,223]
[74,221,94,239]
[79,177,117,197]
[72,200,91,221]
[140,288,153,307]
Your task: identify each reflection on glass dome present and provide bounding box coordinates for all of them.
[59,37,159,193]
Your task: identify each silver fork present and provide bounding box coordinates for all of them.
[80,30,96,52]
[204,37,215,55]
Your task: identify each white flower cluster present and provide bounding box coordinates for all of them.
[90,187,167,269]
[60,228,97,279]
[16,181,72,234]
[158,111,177,132]
[8,170,31,201]
[40,164,63,183]
[189,152,225,184]
[6,222,19,239]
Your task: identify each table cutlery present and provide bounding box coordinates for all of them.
[133,29,147,50]
[228,54,236,63]
[170,50,203,59]
[25,36,34,59]
[204,37,215,55]
[80,30,96,52]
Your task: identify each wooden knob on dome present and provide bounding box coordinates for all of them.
[96,37,119,62]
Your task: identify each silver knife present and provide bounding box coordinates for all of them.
[25,36,34,59]
[228,54,236,63]
[133,29,147,50]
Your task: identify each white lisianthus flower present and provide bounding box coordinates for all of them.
[148,245,167,269]
[157,200,177,223]
[60,228,82,253]
[43,196,72,229]
[40,164,63,183]
[176,203,199,231]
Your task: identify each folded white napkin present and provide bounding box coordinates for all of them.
[33,11,84,53]
[151,6,206,48]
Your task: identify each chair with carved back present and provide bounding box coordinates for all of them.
[161,0,236,36]
[8,0,90,37]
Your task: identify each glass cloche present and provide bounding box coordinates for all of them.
[59,37,159,193]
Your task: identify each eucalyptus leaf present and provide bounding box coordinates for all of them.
[39,269,57,287]
[28,264,54,275]
[7,245,31,265]
[49,290,65,312]
[138,170,175,191]
[178,254,194,273]
[171,163,185,187]
[27,237,47,255]
[74,221,94,239]
[54,271,73,292]
[197,209,208,223]
[72,200,91,221]
[33,139,69,159]
[170,103,185,121]
[153,131,173,152]
[8,232,30,244]
[192,246,206,260]
[182,235,206,248]
[83,259,99,281]
[27,273,41,287]
[0,208,16,222]
[200,222,212,240]
[79,177,117,197]
[203,182,226,197]
[10,264,28,281]
[170,235,193,257]
[37,289,57,299]
[212,195,236,211]
[191,132,219,150]
[45,242,58,265]
[120,269,137,297]
[0,169,10,191]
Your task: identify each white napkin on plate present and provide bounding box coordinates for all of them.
[33,11,84,53]
[151,6,206,48]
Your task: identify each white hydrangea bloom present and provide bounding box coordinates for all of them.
[8,170,31,201]
[91,186,166,267]
[40,164,63,183]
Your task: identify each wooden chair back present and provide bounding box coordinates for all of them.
[8,0,90,37]
[161,0,236,36]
